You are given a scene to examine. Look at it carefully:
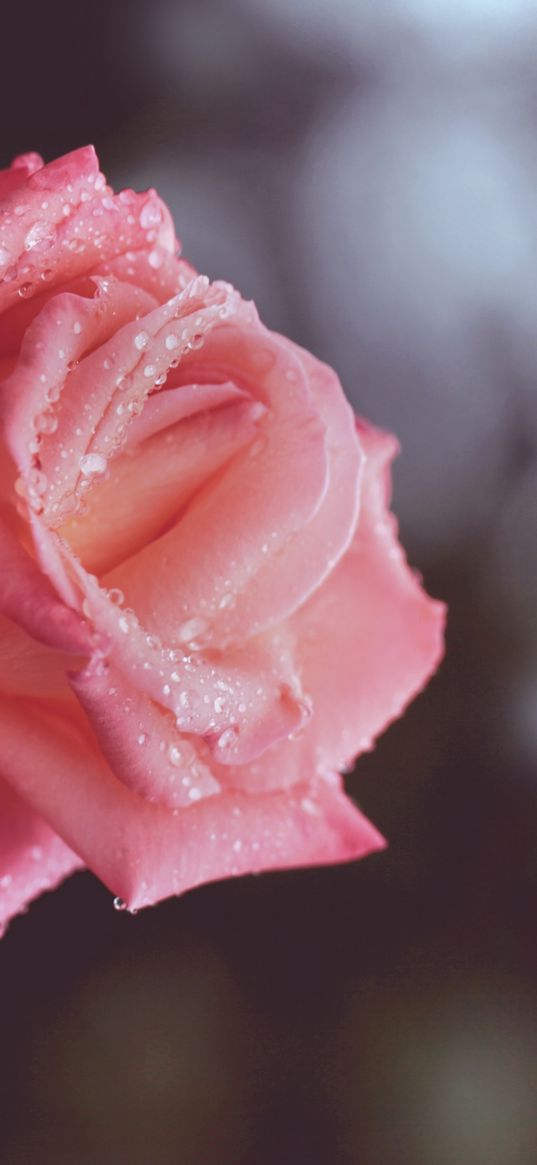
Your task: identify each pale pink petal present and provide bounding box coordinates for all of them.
[0,775,82,939]
[0,146,178,316]
[197,339,364,645]
[215,423,445,794]
[0,614,78,699]
[114,316,329,648]
[3,276,238,527]
[291,421,445,772]
[0,695,384,913]
[65,397,265,576]
[0,279,156,513]
[61,556,306,762]
[0,515,94,655]
[124,380,247,447]
[70,657,220,809]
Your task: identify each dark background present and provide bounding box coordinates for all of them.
[1,2,536,1162]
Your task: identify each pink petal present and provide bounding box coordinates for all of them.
[65,396,265,576]
[114,315,329,649]
[70,657,221,810]
[291,421,445,772]
[0,515,94,655]
[1,279,156,501]
[124,380,247,446]
[0,695,384,913]
[0,775,82,939]
[217,422,445,795]
[0,146,178,316]
[60,556,306,763]
[0,614,78,699]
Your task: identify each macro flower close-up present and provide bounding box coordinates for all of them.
[0,146,443,934]
[2,5,536,1163]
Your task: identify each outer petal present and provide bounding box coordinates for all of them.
[0,146,178,317]
[0,775,82,938]
[218,422,445,793]
[0,696,384,914]
[292,421,445,772]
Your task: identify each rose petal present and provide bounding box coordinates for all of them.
[59,557,306,762]
[70,657,221,810]
[0,614,78,699]
[0,515,94,655]
[0,695,384,913]
[0,775,82,939]
[114,315,329,648]
[65,396,265,575]
[0,146,178,316]
[217,422,445,794]
[1,279,156,499]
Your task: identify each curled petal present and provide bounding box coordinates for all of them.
[70,658,220,810]
[0,147,178,316]
[114,315,330,648]
[66,396,265,576]
[0,696,385,914]
[0,515,94,655]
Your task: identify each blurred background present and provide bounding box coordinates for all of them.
[1,1,536,1162]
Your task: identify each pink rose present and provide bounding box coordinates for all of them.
[0,147,444,934]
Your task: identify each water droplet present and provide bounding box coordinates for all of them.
[168,745,183,766]
[107,588,124,606]
[178,617,207,644]
[188,787,202,802]
[143,364,156,379]
[28,468,48,495]
[118,615,131,634]
[73,321,82,334]
[0,246,10,267]
[148,249,162,269]
[35,411,58,435]
[18,282,33,298]
[80,453,106,477]
[139,201,162,229]
[165,333,178,350]
[137,733,147,745]
[134,331,149,350]
[113,896,126,911]
[24,221,55,252]
[217,726,239,752]
[188,333,204,351]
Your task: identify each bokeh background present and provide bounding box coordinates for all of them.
[1,1,536,1162]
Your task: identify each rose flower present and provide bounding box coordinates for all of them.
[0,147,444,934]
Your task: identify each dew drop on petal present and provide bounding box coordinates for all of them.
[107,587,124,606]
[139,201,162,229]
[80,453,107,477]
